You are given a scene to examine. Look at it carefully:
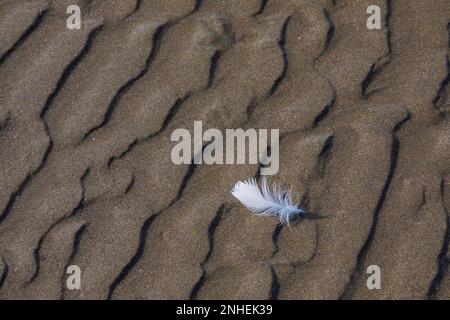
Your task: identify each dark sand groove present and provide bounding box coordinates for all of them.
[0,6,47,68]
[427,177,450,299]
[269,16,290,96]
[435,178,450,299]
[189,204,229,300]
[28,167,89,285]
[0,257,8,289]
[341,127,403,299]
[0,0,448,300]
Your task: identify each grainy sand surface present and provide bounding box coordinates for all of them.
[0,0,449,300]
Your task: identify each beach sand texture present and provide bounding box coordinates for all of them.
[0,0,449,299]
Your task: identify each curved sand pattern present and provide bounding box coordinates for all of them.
[0,0,449,299]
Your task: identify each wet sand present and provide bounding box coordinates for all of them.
[0,0,449,299]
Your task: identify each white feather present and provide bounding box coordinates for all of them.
[231,177,305,224]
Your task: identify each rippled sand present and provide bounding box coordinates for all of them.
[0,0,449,300]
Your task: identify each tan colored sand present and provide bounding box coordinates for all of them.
[0,0,449,300]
